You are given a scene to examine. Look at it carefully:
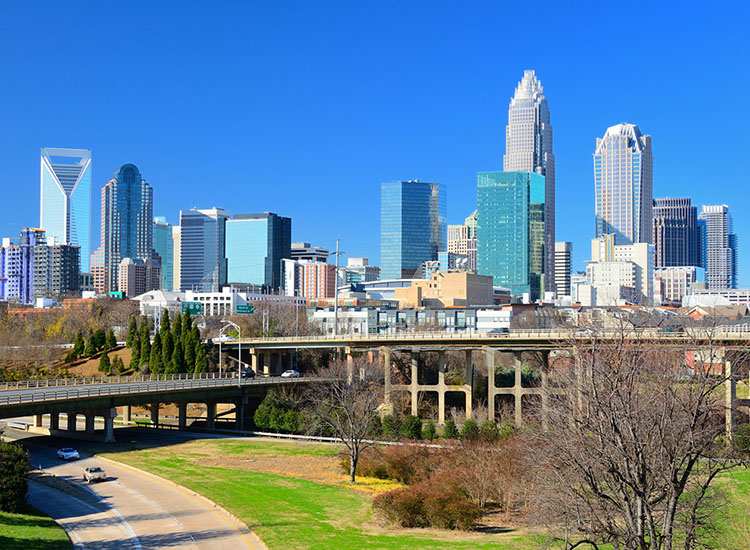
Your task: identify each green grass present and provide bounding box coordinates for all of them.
[94,439,540,550]
[715,467,750,549]
[0,506,70,550]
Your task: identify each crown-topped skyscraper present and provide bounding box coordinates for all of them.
[503,70,555,294]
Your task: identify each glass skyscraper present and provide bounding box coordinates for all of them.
[503,71,555,293]
[179,207,230,292]
[380,181,446,280]
[698,204,737,289]
[594,123,653,245]
[652,198,699,268]
[477,171,545,301]
[40,148,92,272]
[90,164,154,293]
[152,217,174,290]
[225,212,292,290]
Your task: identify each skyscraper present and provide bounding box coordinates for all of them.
[40,148,92,272]
[90,164,155,293]
[594,123,653,244]
[652,198,699,267]
[554,241,572,296]
[504,70,555,293]
[698,205,737,289]
[153,217,174,290]
[179,207,230,291]
[380,180,446,280]
[447,210,478,272]
[225,212,291,290]
[477,171,545,301]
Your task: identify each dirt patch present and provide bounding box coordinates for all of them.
[67,347,132,376]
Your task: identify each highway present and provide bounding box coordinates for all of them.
[5,430,264,549]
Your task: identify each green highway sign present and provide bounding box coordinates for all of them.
[236,304,255,314]
[182,302,203,314]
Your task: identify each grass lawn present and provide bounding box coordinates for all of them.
[93,438,541,550]
[716,467,750,549]
[0,506,70,550]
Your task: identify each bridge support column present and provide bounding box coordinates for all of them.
[178,402,188,430]
[485,347,496,422]
[437,350,446,425]
[540,352,550,430]
[206,401,216,429]
[381,347,392,411]
[34,414,44,428]
[513,352,523,426]
[263,351,271,375]
[122,405,132,425]
[85,414,95,434]
[410,349,419,416]
[104,408,116,443]
[150,403,159,428]
[250,350,258,374]
[346,348,354,383]
[66,412,77,432]
[50,413,59,431]
[464,350,473,420]
[726,360,736,442]
[234,398,244,431]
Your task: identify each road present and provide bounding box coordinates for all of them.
[7,431,263,550]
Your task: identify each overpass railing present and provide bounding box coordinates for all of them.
[0,375,319,406]
[0,372,233,392]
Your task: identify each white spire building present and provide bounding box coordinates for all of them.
[594,123,653,245]
[503,70,555,294]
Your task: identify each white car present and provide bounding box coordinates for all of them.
[281,369,301,378]
[57,447,80,460]
[83,466,106,483]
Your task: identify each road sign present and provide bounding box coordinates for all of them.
[182,302,203,315]
[236,304,255,314]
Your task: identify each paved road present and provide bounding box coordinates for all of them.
[11,433,263,550]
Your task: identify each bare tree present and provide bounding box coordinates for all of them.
[529,320,745,550]
[305,356,383,482]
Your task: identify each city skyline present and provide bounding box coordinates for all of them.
[0,3,747,285]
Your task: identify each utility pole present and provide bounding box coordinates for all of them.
[331,238,344,337]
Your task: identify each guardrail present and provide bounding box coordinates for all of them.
[0,372,231,391]
[0,376,318,407]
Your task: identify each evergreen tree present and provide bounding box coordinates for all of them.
[72,330,85,359]
[162,331,174,368]
[160,309,170,334]
[105,328,117,350]
[93,328,106,352]
[171,339,186,373]
[130,334,141,370]
[149,331,163,374]
[172,313,182,347]
[140,328,151,368]
[83,329,96,357]
[126,316,138,348]
[98,351,111,374]
[182,309,192,341]
[443,418,459,439]
[194,345,208,374]
[110,355,123,375]
[184,337,196,369]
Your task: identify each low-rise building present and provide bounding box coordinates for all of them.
[394,271,493,308]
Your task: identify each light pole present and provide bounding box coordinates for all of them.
[221,319,241,387]
[331,238,345,336]
[218,323,234,378]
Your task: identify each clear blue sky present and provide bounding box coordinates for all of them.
[1,2,747,283]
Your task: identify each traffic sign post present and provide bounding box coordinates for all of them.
[236,304,255,314]
[182,302,203,315]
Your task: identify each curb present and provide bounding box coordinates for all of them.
[93,454,268,550]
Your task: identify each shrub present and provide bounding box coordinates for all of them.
[423,420,437,441]
[400,415,422,440]
[479,420,499,442]
[498,419,516,440]
[382,414,401,437]
[443,418,459,439]
[736,423,750,452]
[341,445,436,484]
[0,440,29,512]
[460,419,479,441]
[368,415,382,437]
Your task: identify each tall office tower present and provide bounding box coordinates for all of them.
[225,212,292,290]
[172,225,181,291]
[291,242,329,263]
[179,207,230,292]
[447,210,478,272]
[380,180,446,280]
[0,228,79,304]
[698,205,738,289]
[554,241,572,296]
[153,217,174,290]
[477,171,545,302]
[40,148,92,271]
[503,70,555,293]
[652,198,699,267]
[594,123,653,244]
[90,164,155,293]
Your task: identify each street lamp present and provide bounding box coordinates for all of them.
[221,319,242,387]
[218,323,235,378]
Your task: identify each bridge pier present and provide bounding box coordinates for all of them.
[66,412,77,432]
[104,408,116,443]
[122,405,132,425]
[50,412,59,431]
[178,402,188,429]
[410,349,419,416]
[726,360,736,442]
[437,351,446,425]
[34,414,44,428]
[85,413,96,434]
[150,403,160,428]
[206,401,216,429]
[486,349,546,425]
[234,397,245,430]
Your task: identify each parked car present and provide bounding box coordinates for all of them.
[237,369,256,379]
[83,466,106,483]
[281,369,301,378]
[57,448,80,460]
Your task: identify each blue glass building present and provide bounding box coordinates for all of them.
[40,148,92,272]
[179,207,230,292]
[225,212,292,290]
[153,217,174,290]
[380,181,446,280]
[477,171,545,301]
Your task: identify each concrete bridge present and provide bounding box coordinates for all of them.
[0,374,319,442]
[223,329,750,433]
